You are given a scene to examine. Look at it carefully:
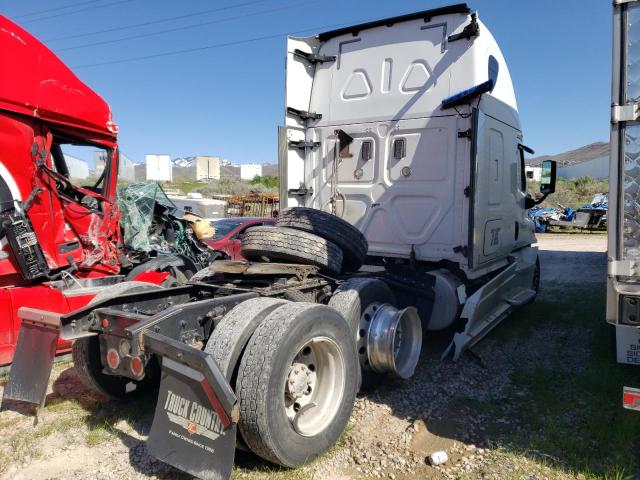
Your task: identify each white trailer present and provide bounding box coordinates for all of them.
[145,154,173,182]
[608,0,640,411]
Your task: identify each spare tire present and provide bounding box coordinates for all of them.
[240,226,343,274]
[276,207,368,272]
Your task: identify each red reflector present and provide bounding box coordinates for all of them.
[106,348,120,369]
[623,386,640,411]
[130,356,144,378]
[101,318,110,329]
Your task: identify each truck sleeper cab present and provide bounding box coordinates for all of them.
[280,3,551,358]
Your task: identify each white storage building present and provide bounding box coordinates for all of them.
[240,163,262,180]
[145,154,173,182]
[195,156,221,181]
[525,166,541,182]
[64,154,89,179]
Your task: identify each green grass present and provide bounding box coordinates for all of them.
[465,288,640,479]
[528,176,608,210]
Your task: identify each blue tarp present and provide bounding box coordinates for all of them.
[528,207,555,233]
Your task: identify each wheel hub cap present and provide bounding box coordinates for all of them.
[286,363,313,400]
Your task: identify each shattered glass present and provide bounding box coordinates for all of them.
[117,182,176,251]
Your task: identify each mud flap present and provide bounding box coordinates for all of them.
[2,309,62,408]
[145,333,237,480]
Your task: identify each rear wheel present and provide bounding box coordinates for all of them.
[236,302,358,467]
[328,278,396,387]
[72,282,163,399]
[528,256,541,304]
[205,297,288,380]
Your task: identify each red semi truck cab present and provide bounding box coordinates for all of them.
[0,16,126,364]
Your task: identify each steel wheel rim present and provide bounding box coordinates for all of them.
[284,336,345,437]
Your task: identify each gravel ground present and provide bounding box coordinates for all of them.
[0,234,620,480]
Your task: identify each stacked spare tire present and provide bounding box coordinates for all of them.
[240,207,369,274]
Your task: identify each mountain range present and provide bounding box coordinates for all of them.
[527,141,609,167]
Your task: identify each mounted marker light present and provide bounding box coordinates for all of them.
[441,55,499,109]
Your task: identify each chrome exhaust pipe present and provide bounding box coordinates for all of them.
[365,304,422,379]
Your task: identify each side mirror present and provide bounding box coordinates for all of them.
[540,160,557,195]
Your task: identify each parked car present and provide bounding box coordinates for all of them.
[206,217,275,260]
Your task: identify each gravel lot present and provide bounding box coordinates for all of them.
[2,233,632,480]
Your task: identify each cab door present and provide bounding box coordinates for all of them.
[48,139,120,274]
[469,110,521,269]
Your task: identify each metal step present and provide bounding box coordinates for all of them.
[504,287,536,307]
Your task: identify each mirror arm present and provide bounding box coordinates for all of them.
[533,193,549,206]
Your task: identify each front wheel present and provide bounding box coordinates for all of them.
[528,256,541,304]
[236,302,358,467]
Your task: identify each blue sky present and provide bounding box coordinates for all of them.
[2,0,611,164]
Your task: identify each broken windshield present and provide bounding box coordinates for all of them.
[117,182,176,251]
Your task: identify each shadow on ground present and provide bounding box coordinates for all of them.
[365,248,639,478]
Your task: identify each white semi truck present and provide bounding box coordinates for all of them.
[280,4,556,359]
[4,4,557,479]
[609,0,640,411]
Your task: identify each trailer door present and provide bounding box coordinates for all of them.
[608,1,640,363]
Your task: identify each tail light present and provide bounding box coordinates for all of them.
[130,356,145,378]
[106,348,120,369]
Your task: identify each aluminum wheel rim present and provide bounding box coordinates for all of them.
[284,336,345,437]
[357,302,382,369]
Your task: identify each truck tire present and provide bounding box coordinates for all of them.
[528,256,541,304]
[277,207,368,272]
[236,302,358,467]
[328,278,395,386]
[205,297,288,381]
[240,226,343,275]
[72,281,163,399]
[328,278,396,336]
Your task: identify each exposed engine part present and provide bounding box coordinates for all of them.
[0,210,49,280]
[426,269,465,331]
[118,182,214,272]
[363,303,422,379]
